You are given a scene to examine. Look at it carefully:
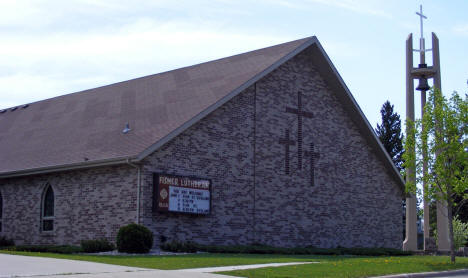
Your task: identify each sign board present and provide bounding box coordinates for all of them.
[154,173,211,215]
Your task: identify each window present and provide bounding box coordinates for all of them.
[0,190,2,232]
[41,185,54,232]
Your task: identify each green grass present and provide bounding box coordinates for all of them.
[220,256,468,278]
[0,251,320,270]
[1,250,468,277]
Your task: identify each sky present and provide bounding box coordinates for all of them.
[1,0,467,129]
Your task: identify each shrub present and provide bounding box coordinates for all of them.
[116,224,153,253]
[453,216,468,249]
[434,215,468,250]
[81,238,115,253]
[160,240,199,253]
[4,245,81,254]
[159,241,411,256]
[0,236,15,247]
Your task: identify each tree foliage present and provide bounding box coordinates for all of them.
[403,89,467,262]
[434,215,468,250]
[376,101,404,172]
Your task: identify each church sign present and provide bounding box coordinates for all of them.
[154,173,211,215]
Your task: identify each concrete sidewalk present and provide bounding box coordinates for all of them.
[0,253,227,278]
[373,268,468,278]
[0,253,315,278]
[179,262,316,273]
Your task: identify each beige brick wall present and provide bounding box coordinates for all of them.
[140,47,403,248]
[0,165,137,245]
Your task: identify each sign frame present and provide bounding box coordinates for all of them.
[152,173,212,215]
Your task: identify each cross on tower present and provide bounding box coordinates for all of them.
[304,142,320,186]
[286,91,314,170]
[279,129,295,175]
[416,4,427,41]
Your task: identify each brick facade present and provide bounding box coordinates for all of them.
[141,47,403,248]
[0,46,403,248]
[0,165,137,245]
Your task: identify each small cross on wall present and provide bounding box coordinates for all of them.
[304,142,320,186]
[279,129,296,175]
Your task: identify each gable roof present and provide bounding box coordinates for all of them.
[0,36,405,192]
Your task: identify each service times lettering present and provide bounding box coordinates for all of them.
[168,186,210,214]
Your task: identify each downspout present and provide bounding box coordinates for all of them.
[126,158,141,225]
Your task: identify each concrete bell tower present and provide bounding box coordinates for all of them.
[403,5,450,252]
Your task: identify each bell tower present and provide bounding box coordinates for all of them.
[403,5,449,252]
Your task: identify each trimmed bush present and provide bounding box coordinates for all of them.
[4,245,81,254]
[116,224,153,253]
[0,236,15,247]
[81,238,115,253]
[160,241,412,256]
[161,240,198,253]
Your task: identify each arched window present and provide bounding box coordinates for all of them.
[0,190,3,232]
[41,185,54,232]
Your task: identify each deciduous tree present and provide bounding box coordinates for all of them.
[404,89,467,262]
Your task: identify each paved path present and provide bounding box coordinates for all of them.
[0,254,227,278]
[0,253,313,278]
[373,269,468,278]
[179,262,316,273]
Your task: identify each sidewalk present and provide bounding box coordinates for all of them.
[0,253,313,278]
[373,269,468,278]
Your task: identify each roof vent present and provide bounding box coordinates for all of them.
[22,104,29,109]
[122,123,131,134]
[10,107,17,111]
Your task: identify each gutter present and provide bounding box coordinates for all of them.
[0,157,131,179]
[126,158,141,225]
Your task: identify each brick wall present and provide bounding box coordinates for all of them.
[0,165,137,245]
[140,47,403,248]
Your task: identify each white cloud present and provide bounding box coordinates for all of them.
[453,24,468,36]
[0,13,292,109]
[263,0,392,18]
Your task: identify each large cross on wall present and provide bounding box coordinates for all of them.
[281,88,320,185]
[286,91,314,170]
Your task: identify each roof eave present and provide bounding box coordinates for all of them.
[0,156,136,179]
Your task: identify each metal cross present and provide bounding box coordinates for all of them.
[416,5,427,41]
[304,142,320,186]
[286,91,313,170]
[279,129,295,175]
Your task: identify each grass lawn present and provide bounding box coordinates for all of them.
[0,251,320,270]
[2,251,468,277]
[220,256,468,278]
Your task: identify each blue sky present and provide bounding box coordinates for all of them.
[1,0,467,129]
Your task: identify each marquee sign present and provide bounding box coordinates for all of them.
[154,173,211,215]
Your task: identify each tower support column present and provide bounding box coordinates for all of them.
[403,34,418,251]
[432,33,450,252]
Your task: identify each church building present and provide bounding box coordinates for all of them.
[0,37,404,249]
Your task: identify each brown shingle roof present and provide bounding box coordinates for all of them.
[0,37,311,176]
[0,36,405,192]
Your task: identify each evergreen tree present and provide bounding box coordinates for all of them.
[376,101,404,172]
